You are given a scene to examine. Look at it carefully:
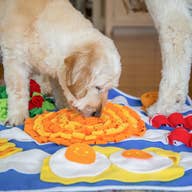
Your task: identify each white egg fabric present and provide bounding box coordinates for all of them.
[125,129,170,145]
[49,148,111,178]
[109,150,173,173]
[179,152,192,171]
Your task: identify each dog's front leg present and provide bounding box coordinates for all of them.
[3,56,29,126]
[146,0,192,116]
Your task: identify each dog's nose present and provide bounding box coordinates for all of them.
[91,111,101,117]
[91,105,102,117]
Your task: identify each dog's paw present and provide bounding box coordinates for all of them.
[5,112,29,126]
[147,103,160,117]
[147,100,183,117]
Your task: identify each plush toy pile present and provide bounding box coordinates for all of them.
[24,102,146,146]
[0,80,56,123]
[28,79,56,117]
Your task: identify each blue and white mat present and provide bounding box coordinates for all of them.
[1,88,192,192]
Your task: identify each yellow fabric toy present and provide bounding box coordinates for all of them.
[0,138,22,158]
[141,91,158,111]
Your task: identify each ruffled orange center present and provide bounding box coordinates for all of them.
[24,102,146,146]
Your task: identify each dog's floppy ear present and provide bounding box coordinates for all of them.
[64,44,99,99]
[58,43,99,101]
[57,57,77,105]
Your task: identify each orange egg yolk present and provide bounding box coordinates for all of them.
[122,149,152,159]
[65,143,96,164]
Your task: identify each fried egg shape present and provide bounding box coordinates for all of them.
[41,147,184,185]
[109,149,173,173]
[49,146,111,178]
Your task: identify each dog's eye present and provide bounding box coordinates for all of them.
[96,86,102,91]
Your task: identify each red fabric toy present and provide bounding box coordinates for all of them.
[184,115,192,130]
[167,127,192,147]
[29,95,44,110]
[150,114,169,128]
[30,79,41,97]
[150,112,192,147]
[167,112,184,128]
[28,79,44,110]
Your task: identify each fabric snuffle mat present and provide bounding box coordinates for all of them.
[1,88,192,192]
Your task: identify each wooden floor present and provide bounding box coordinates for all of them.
[112,27,162,97]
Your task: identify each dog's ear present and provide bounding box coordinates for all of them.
[64,43,100,99]
[57,43,101,103]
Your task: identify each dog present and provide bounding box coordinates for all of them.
[0,0,121,125]
[144,0,192,116]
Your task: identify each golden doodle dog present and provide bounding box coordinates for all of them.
[0,0,121,125]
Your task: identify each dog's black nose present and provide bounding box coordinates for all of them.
[91,111,101,117]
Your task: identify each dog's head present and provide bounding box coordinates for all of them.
[58,40,121,117]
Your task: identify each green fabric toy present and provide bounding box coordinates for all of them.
[0,81,56,122]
